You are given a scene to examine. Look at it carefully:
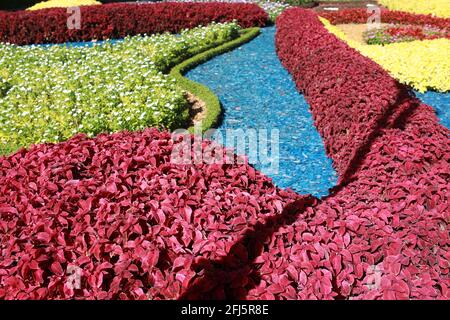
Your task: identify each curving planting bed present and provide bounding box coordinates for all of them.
[378,0,450,19]
[273,8,449,299]
[0,2,268,45]
[318,8,450,93]
[0,22,245,156]
[320,8,450,30]
[0,129,312,299]
[363,25,450,45]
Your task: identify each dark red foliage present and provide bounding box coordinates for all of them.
[0,129,305,299]
[0,2,268,45]
[320,8,450,30]
[271,8,449,300]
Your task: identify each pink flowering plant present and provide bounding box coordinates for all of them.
[365,24,450,45]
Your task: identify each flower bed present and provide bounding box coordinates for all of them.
[320,18,450,92]
[0,5,448,302]
[319,8,450,30]
[0,2,268,45]
[364,25,450,45]
[27,0,101,11]
[0,128,308,299]
[379,0,450,19]
[273,8,449,299]
[164,0,290,23]
[318,9,450,92]
[0,23,240,155]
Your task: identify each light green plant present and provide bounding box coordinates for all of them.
[0,22,241,155]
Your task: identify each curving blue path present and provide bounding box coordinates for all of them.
[186,27,337,197]
[415,91,450,129]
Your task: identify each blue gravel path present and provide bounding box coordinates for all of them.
[415,91,450,129]
[186,27,337,197]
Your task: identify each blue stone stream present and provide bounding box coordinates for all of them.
[186,27,338,197]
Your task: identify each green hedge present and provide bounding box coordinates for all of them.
[0,76,10,97]
[170,27,260,133]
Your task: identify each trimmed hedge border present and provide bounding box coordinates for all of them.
[170,27,261,133]
[0,2,267,45]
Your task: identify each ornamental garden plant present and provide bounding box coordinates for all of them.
[0,2,267,45]
[0,22,241,155]
[0,1,448,301]
[319,10,450,92]
[379,0,450,18]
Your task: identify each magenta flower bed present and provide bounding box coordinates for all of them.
[271,8,449,299]
[0,8,448,301]
[0,2,268,45]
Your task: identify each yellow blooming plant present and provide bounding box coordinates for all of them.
[378,0,450,18]
[28,0,101,11]
[320,18,450,93]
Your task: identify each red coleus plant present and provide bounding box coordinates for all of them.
[365,24,450,45]
[273,8,449,300]
[319,8,450,31]
[0,2,268,45]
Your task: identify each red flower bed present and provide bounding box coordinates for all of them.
[385,25,450,40]
[0,128,309,299]
[269,8,449,299]
[364,25,450,45]
[0,2,268,45]
[320,8,450,30]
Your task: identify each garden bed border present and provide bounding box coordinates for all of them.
[170,27,261,133]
